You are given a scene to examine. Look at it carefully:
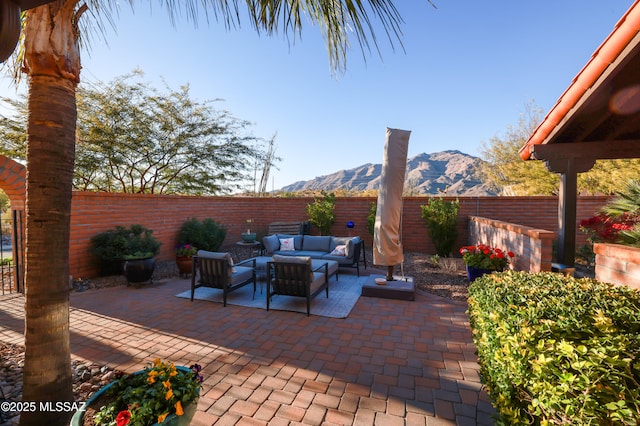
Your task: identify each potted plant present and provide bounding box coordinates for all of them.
[241,218,256,243]
[71,359,203,426]
[459,244,514,282]
[175,244,197,277]
[91,225,161,283]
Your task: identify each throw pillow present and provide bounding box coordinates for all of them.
[279,237,295,251]
[330,245,346,256]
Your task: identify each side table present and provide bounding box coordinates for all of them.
[235,241,262,261]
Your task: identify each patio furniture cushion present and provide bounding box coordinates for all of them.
[230,266,254,285]
[321,237,364,275]
[302,235,332,252]
[191,251,256,306]
[197,250,234,277]
[263,234,280,254]
[273,254,312,280]
[267,255,329,316]
[273,254,311,264]
[275,250,327,258]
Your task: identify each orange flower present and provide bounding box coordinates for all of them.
[157,412,168,423]
[165,388,174,400]
[175,401,184,416]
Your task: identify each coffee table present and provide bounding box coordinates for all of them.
[250,256,339,283]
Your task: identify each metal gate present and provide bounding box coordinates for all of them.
[0,210,24,295]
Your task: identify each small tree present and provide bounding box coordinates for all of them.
[306,191,336,235]
[367,202,377,236]
[421,197,459,257]
[177,218,227,252]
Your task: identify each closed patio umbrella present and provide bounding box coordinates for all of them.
[373,127,411,280]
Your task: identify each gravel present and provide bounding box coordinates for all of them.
[402,252,471,301]
[0,343,118,425]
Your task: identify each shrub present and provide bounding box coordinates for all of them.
[420,197,459,257]
[177,218,227,252]
[90,225,161,275]
[306,191,336,235]
[468,271,640,425]
[91,225,161,262]
[367,202,376,236]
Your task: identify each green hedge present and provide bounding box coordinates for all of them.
[468,271,640,425]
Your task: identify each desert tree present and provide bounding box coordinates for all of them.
[0,73,271,194]
[480,101,640,195]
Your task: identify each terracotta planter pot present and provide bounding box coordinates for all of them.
[176,256,193,277]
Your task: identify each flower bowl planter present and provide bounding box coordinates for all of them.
[241,232,257,243]
[466,265,496,283]
[70,366,198,426]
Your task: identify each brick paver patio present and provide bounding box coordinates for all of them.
[0,270,496,425]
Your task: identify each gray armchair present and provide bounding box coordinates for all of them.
[191,250,256,306]
[266,255,328,316]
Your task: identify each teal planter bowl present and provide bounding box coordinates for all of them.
[70,366,198,426]
[241,232,257,243]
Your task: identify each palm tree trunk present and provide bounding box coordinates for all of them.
[20,2,80,425]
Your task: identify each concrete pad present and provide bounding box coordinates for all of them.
[361,274,415,301]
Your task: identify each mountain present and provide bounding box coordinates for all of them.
[279,150,496,196]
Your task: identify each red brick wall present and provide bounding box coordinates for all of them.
[0,156,25,210]
[69,192,609,278]
[594,243,640,290]
[468,216,556,272]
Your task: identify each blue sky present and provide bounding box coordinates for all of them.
[0,1,634,190]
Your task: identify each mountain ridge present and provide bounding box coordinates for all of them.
[279,150,495,196]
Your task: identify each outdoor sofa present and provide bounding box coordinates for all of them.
[262,234,365,276]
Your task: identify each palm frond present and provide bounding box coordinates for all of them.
[600,180,640,217]
[4,0,433,80]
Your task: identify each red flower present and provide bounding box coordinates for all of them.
[580,212,637,244]
[459,243,514,270]
[116,410,131,426]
